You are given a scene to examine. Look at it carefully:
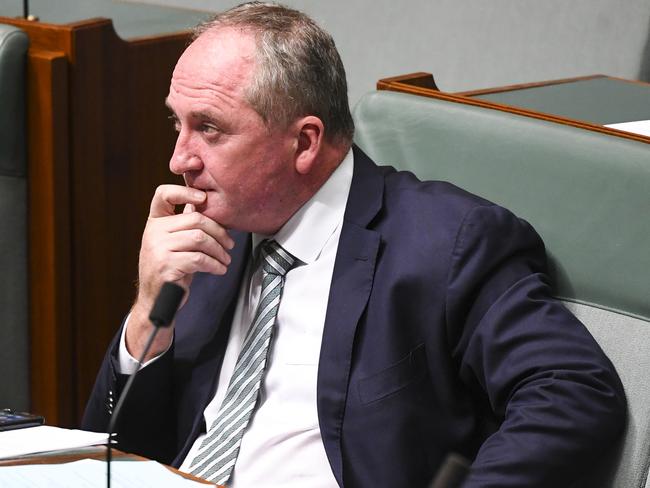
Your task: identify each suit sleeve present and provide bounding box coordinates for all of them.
[445,204,626,487]
[81,321,177,464]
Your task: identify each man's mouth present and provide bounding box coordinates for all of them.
[185,180,213,193]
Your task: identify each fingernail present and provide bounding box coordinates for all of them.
[191,189,205,200]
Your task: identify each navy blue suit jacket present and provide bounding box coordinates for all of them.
[83,147,625,487]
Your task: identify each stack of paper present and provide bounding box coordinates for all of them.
[0,425,108,459]
[605,119,650,137]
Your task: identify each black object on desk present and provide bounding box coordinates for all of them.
[0,408,45,431]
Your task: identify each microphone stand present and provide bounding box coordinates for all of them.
[105,282,184,488]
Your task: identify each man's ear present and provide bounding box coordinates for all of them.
[293,116,324,175]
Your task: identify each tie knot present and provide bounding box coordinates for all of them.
[260,240,295,277]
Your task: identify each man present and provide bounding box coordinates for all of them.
[83,3,626,487]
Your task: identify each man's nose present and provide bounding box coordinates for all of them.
[169,132,202,175]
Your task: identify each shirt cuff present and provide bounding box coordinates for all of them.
[117,313,172,374]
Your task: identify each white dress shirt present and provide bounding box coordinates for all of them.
[120,149,353,487]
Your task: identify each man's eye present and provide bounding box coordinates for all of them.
[168,115,180,132]
[201,124,219,135]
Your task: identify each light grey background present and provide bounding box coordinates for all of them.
[3,0,647,104]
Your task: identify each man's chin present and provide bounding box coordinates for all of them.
[193,197,264,233]
[194,204,237,231]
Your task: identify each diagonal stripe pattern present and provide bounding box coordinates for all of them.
[188,240,295,484]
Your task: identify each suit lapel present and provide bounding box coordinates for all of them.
[318,147,384,485]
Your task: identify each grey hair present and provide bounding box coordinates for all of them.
[193,2,354,144]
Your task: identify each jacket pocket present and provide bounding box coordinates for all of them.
[358,344,426,405]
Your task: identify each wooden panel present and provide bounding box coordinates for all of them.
[0,17,112,58]
[376,72,438,91]
[1,16,190,426]
[26,50,72,425]
[66,21,186,422]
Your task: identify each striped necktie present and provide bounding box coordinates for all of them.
[189,240,296,484]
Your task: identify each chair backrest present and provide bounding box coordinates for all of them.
[0,23,29,411]
[353,90,650,488]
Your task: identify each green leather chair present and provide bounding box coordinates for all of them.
[0,24,29,411]
[353,90,650,488]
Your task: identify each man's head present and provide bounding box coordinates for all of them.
[166,2,353,235]
[193,2,354,145]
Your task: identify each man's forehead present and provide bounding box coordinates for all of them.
[166,28,258,115]
[176,27,256,79]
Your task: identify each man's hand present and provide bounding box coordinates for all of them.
[126,185,235,361]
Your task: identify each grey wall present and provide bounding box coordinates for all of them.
[2,0,649,104]
[127,0,650,104]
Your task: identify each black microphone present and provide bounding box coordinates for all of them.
[149,282,186,327]
[429,452,471,488]
[106,282,184,488]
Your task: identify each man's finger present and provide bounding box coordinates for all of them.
[150,185,206,218]
[169,251,229,276]
[165,229,233,266]
[164,211,235,250]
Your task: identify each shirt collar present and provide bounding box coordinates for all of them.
[252,148,354,264]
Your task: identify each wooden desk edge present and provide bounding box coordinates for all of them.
[377,74,650,145]
[456,74,650,97]
[0,445,219,486]
[454,74,607,96]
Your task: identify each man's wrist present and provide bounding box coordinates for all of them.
[125,300,175,361]
[119,312,173,373]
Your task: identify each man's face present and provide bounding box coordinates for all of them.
[166,28,297,234]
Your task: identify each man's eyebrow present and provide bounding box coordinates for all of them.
[163,100,220,122]
[188,108,222,121]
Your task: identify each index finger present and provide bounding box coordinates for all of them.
[150,185,206,218]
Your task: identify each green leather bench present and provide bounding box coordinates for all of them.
[0,24,29,411]
[353,90,650,488]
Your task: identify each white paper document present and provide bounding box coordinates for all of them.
[0,425,108,459]
[605,119,650,137]
[0,459,211,487]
